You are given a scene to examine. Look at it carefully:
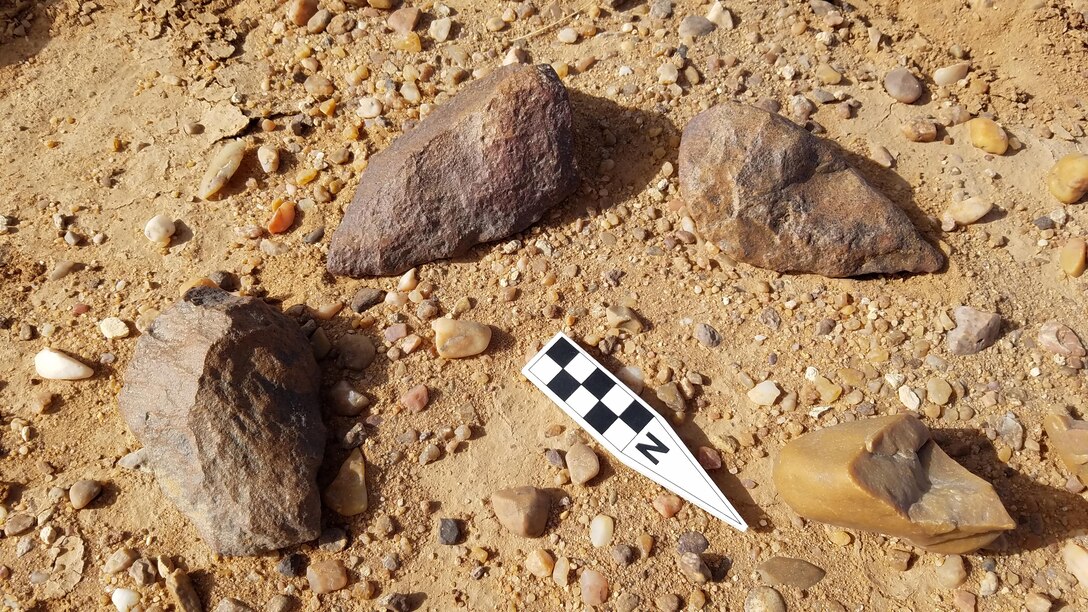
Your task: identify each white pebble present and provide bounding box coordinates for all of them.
[257,145,280,173]
[99,317,130,339]
[933,62,970,86]
[197,139,245,199]
[429,17,452,42]
[589,514,614,547]
[34,348,93,380]
[748,380,781,406]
[111,588,140,612]
[397,267,418,291]
[143,214,176,245]
[357,97,383,119]
[898,385,921,411]
[557,27,578,44]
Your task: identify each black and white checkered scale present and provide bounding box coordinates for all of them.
[522,333,748,530]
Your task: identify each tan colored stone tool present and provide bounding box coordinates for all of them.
[773,414,1014,554]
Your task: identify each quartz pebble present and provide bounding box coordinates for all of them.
[306,559,348,594]
[883,68,923,103]
[99,317,131,339]
[927,379,953,405]
[933,62,970,86]
[401,384,429,412]
[287,0,317,26]
[901,119,937,142]
[1024,594,1053,612]
[590,514,614,547]
[653,494,683,518]
[324,448,368,516]
[566,443,600,485]
[525,549,555,577]
[557,27,578,44]
[936,555,968,588]
[328,380,369,416]
[35,348,93,380]
[946,197,992,226]
[112,588,140,612]
[432,319,491,358]
[257,146,280,174]
[198,139,246,199]
[744,586,786,612]
[1048,153,1088,204]
[144,214,176,244]
[967,118,1008,155]
[70,479,102,509]
[946,306,1001,355]
[1038,321,1085,357]
[104,548,139,574]
[580,569,610,605]
[748,380,781,405]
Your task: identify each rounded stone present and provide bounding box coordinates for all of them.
[883,67,924,103]
[744,586,786,612]
[566,443,600,485]
[69,479,102,510]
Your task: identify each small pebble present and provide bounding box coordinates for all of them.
[144,214,176,244]
[111,588,140,612]
[901,119,937,142]
[590,514,614,547]
[883,67,923,103]
[936,554,967,588]
[525,549,555,577]
[437,518,459,545]
[967,118,1008,155]
[748,380,781,405]
[99,317,130,339]
[946,197,992,226]
[1048,153,1088,204]
[198,139,245,199]
[580,569,610,605]
[35,348,93,380]
[1060,238,1087,277]
[401,384,429,412]
[694,323,721,348]
[432,319,491,358]
[257,146,280,173]
[69,479,102,509]
[306,559,348,594]
[678,15,715,38]
[744,586,786,612]
[653,494,683,518]
[566,443,600,485]
[933,62,970,86]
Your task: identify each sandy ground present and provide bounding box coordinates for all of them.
[2,0,1088,610]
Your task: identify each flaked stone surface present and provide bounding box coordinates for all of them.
[773,414,1014,554]
[1044,411,1088,483]
[327,64,578,277]
[118,287,325,555]
[679,102,943,278]
[491,486,550,537]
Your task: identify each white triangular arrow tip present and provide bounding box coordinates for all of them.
[522,333,748,532]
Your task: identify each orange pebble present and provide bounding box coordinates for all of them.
[267,201,296,234]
